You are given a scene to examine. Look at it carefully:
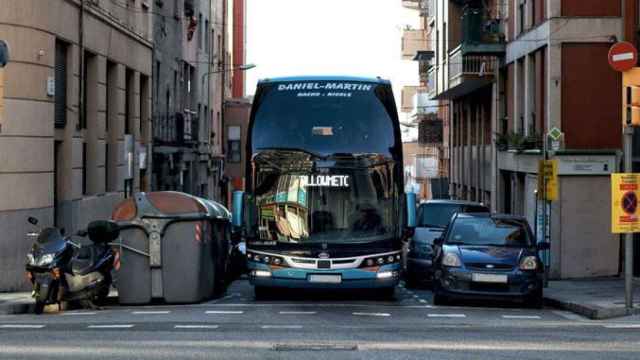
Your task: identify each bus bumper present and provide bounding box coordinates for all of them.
[248,263,400,289]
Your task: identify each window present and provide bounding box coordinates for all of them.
[205,19,209,53]
[125,69,134,134]
[518,1,525,34]
[227,126,241,163]
[198,13,203,49]
[82,142,87,195]
[54,40,68,128]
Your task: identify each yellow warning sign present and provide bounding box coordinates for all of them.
[611,173,640,233]
[538,160,558,201]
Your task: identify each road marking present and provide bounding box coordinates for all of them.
[603,324,640,329]
[87,324,134,329]
[206,310,244,314]
[132,311,171,315]
[279,311,317,315]
[552,310,588,321]
[175,325,220,329]
[261,325,303,329]
[61,312,97,316]
[0,324,45,329]
[352,312,391,317]
[427,313,466,318]
[502,315,541,320]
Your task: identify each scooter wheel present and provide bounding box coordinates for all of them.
[34,301,45,315]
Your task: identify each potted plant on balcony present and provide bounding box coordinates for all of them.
[523,132,543,151]
[494,132,508,151]
[506,131,526,152]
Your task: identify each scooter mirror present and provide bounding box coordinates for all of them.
[27,217,38,225]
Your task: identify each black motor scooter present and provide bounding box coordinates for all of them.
[25,217,119,314]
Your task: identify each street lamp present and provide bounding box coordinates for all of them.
[201,63,256,83]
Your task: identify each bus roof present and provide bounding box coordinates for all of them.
[258,75,391,85]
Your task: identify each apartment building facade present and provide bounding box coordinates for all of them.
[401,0,449,200]
[420,0,636,279]
[152,0,228,202]
[0,0,153,290]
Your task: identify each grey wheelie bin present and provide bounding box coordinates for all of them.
[111,191,232,305]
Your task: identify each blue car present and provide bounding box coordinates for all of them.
[432,213,549,308]
[404,200,489,288]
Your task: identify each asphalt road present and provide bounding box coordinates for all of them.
[0,280,639,359]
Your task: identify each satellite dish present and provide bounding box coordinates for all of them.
[0,40,9,68]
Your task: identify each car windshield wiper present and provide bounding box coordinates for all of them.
[445,241,467,245]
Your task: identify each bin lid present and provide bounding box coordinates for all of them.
[112,191,230,221]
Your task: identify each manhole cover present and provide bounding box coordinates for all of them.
[273,343,358,351]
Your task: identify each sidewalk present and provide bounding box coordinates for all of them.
[0,292,33,315]
[544,277,640,319]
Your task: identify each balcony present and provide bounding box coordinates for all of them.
[401,29,428,60]
[458,7,505,55]
[427,67,437,99]
[401,0,421,10]
[435,45,498,99]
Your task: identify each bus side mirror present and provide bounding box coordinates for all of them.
[232,191,244,228]
[406,192,416,228]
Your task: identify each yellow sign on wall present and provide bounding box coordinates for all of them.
[538,160,558,201]
[611,173,640,233]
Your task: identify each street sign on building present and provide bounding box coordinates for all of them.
[609,42,638,72]
[538,160,558,201]
[611,173,640,233]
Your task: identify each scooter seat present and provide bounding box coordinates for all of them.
[71,245,106,276]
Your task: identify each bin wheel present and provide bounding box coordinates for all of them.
[34,301,45,315]
[254,286,271,300]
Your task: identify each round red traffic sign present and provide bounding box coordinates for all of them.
[609,42,638,72]
[622,191,638,215]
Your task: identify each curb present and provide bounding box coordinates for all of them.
[0,301,34,315]
[544,296,640,320]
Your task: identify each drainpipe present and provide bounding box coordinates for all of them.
[220,0,227,205]
[77,0,85,131]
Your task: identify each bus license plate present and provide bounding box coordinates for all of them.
[308,274,342,284]
[472,273,507,283]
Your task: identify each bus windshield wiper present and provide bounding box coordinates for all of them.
[256,147,326,160]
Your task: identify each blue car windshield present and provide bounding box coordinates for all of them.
[417,203,488,228]
[447,217,531,247]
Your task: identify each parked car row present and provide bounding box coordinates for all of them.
[404,200,548,308]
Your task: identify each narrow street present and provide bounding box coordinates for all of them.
[1,280,638,359]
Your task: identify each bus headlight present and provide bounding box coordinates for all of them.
[377,271,398,279]
[252,270,272,278]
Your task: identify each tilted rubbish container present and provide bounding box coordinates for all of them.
[111,191,232,305]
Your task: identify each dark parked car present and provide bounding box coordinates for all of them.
[404,200,489,288]
[432,213,549,308]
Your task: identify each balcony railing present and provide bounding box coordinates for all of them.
[449,46,498,87]
[401,0,421,10]
[421,0,434,19]
[427,66,437,99]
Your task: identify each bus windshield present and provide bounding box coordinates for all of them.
[250,80,397,156]
[252,151,399,244]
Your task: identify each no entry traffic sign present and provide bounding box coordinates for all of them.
[609,42,638,72]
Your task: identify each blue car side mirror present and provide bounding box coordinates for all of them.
[232,191,244,228]
[406,192,416,228]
